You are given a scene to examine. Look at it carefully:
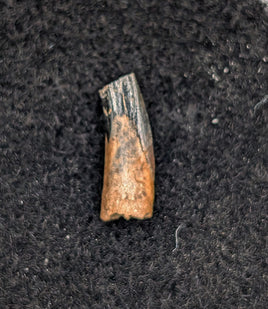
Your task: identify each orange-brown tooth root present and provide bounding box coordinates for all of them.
[99,73,155,222]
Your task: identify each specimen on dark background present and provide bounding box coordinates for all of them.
[1,1,267,307]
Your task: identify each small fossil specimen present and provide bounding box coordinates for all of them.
[99,73,155,221]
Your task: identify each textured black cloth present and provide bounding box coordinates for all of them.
[0,1,267,308]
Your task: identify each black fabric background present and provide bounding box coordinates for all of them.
[0,1,267,308]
